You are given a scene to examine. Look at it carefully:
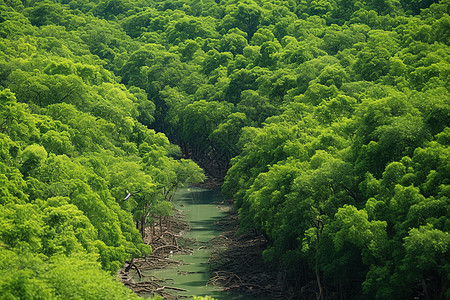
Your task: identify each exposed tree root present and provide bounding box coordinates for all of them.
[119,193,299,299]
[208,204,298,299]
[118,210,193,299]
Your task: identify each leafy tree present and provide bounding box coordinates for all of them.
[319,205,387,296]
[0,0,449,297]
[209,112,250,160]
[20,144,48,177]
[352,92,428,177]
[220,1,263,38]
[218,28,248,55]
[181,100,233,150]
[166,15,218,44]
[236,90,280,124]
[23,2,67,28]
[120,8,161,38]
[201,49,234,75]
[0,89,40,144]
[402,225,450,299]
[223,67,270,104]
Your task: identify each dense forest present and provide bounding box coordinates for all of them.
[0,0,449,299]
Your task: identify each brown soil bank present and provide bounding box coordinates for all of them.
[118,210,193,299]
[118,183,296,299]
[208,201,297,300]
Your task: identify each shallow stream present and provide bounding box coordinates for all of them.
[140,187,251,299]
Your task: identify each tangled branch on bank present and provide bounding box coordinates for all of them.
[207,205,296,299]
[118,210,193,299]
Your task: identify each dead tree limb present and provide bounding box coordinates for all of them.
[122,189,142,202]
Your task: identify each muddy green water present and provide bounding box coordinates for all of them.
[141,187,252,300]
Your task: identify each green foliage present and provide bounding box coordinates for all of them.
[0,250,140,299]
[220,1,263,38]
[182,100,233,147]
[0,0,448,298]
[0,1,206,297]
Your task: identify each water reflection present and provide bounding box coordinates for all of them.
[140,187,253,299]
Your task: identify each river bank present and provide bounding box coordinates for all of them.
[118,187,232,299]
[118,207,192,299]
[118,186,294,299]
[208,202,297,300]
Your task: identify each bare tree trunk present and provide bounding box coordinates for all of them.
[125,258,134,272]
[315,262,323,300]
[422,278,430,300]
[152,221,155,237]
[140,214,146,240]
[166,216,171,232]
[147,222,154,243]
[315,219,324,300]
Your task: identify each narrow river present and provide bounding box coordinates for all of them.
[140,187,252,299]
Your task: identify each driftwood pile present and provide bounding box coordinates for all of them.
[207,204,295,299]
[118,210,193,299]
[118,195,296,299]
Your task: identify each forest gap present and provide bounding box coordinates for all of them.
[132,187,251,300]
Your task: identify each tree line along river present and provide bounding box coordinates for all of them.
[132,187,255,300]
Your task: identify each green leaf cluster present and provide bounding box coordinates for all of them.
[0,0,448,298]
[0,1,206,297]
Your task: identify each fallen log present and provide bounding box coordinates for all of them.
[158,286,188,292]
[152,244,179,253]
